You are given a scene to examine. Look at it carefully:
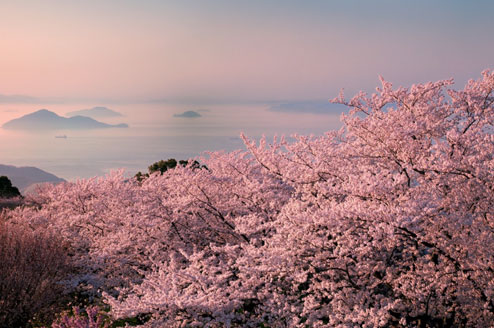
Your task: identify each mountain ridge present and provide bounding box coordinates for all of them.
[66,106,123,118]
[2,109,128,130]
[0,164,65,193]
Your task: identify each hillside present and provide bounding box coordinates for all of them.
[0,164,65,193]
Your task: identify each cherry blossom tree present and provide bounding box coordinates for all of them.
[5,70,494,327]
[50,306,110,328]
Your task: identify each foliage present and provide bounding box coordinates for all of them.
[0,220,73,328]
[149,158,185,174]
[0,175,21,198]
[50,306,111,328]
[0,196,23,210]
[135,158,203,181]
[5,70,494,327]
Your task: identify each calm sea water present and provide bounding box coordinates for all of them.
[0,103,342,180]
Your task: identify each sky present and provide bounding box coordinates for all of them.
[1,0,493,106]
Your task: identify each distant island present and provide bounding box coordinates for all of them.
[0,164,65,193]
[173,110,201,118]
[66,106,123,118]
[2,109,128,130]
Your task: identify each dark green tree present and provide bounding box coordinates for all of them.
[135,159,205,182]
[0,176,21,198]
[149,159,178,174]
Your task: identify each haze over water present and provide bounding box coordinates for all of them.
[1,1,493,180]
[0,103,342,179]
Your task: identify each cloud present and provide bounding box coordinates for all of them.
[267,101,348,115]
[0,94,70,104]
[0,94,131,105]
[0,94,43,104]
[173,110,202,118]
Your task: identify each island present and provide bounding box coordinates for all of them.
[66,106,123,118]
[173,110,201,118]
[2,109,128,130]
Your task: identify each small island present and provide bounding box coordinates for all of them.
[173,110,201,118]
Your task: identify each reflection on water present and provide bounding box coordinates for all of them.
[0,103,343,180]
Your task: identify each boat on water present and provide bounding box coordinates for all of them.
[55,135,67,139]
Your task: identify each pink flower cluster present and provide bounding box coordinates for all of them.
[6,70,494,327]
[51,306,110,328]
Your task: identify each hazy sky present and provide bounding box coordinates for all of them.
[1,0,493,103]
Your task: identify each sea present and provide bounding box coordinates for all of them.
[0,103,343,181]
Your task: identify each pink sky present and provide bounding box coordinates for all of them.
[1,1,493,104]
